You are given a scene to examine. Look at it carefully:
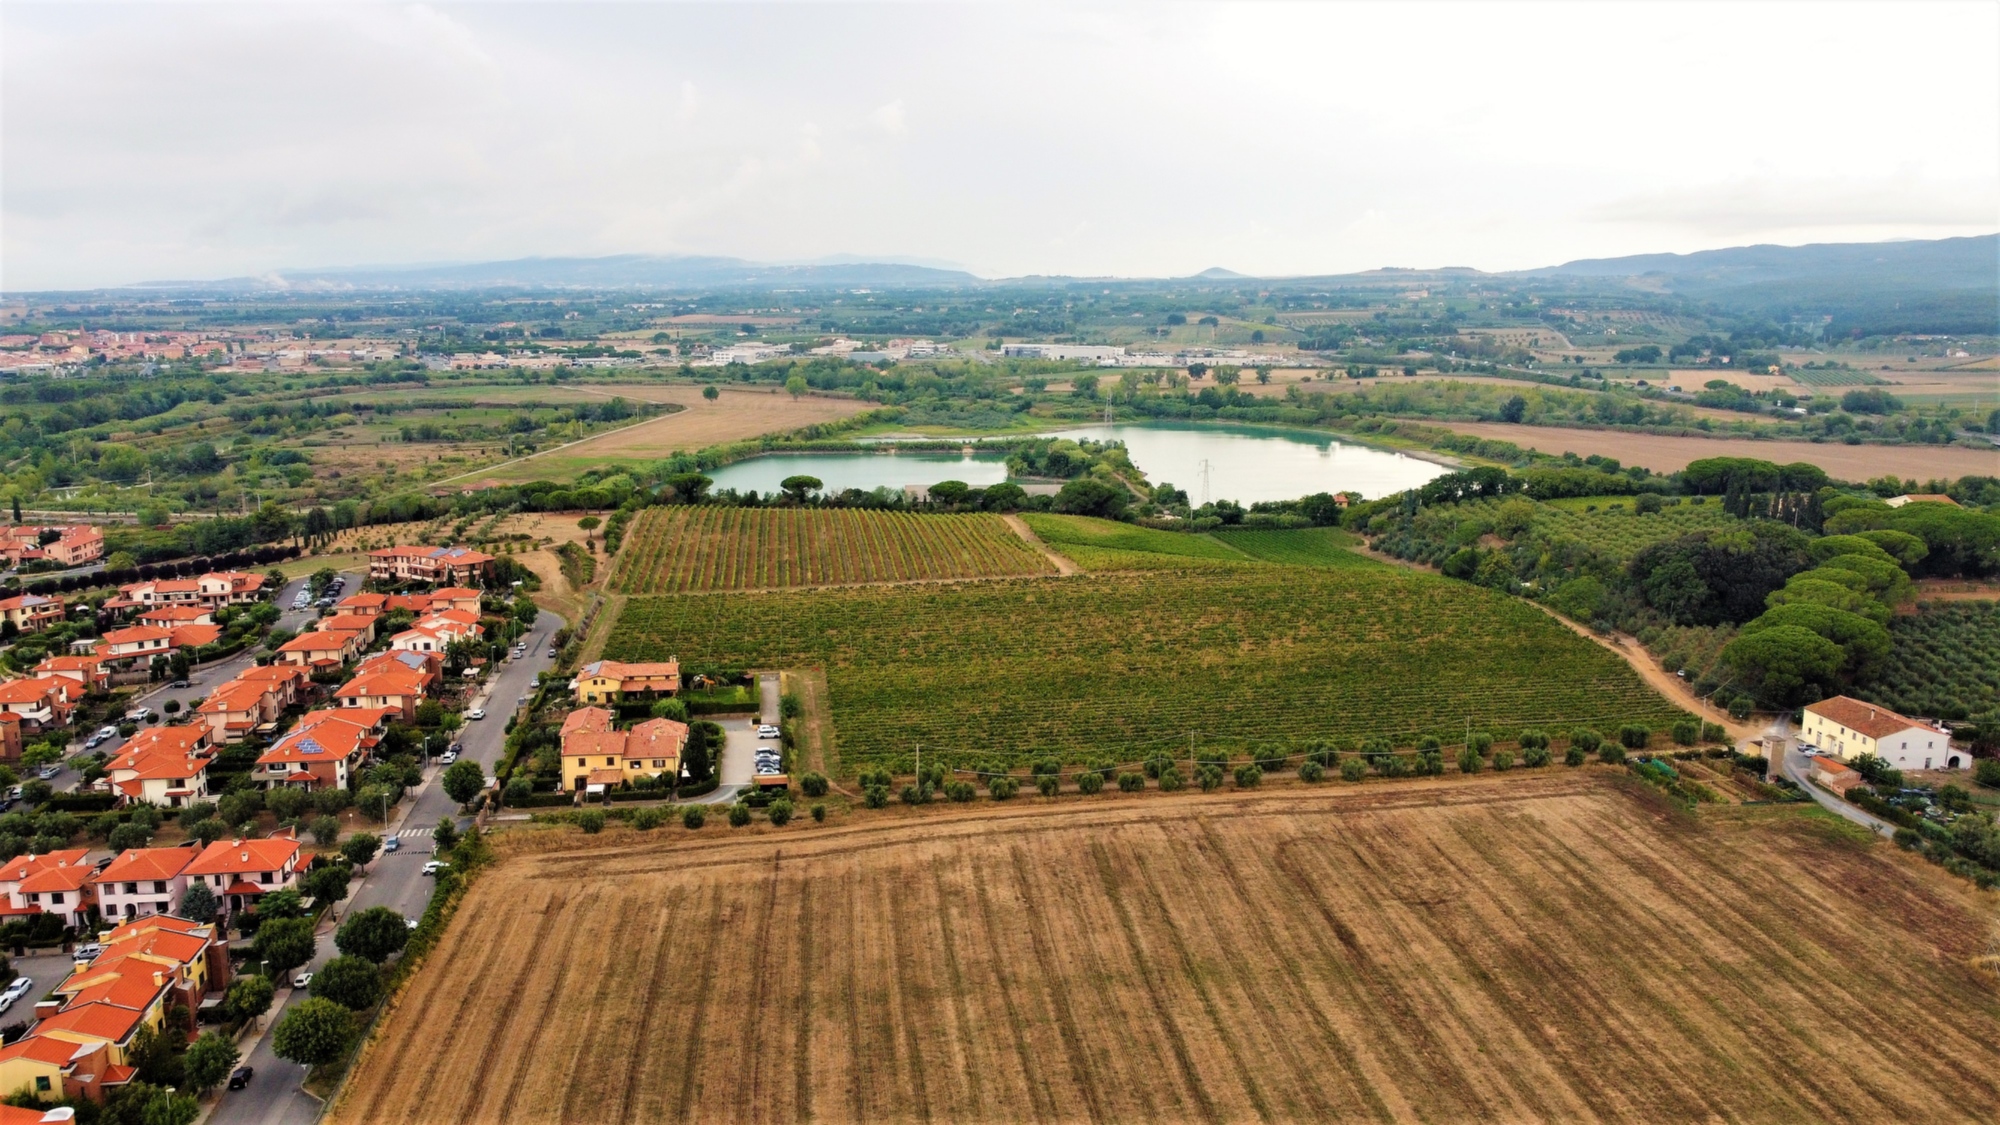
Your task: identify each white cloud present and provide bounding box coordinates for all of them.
[1,0,1994,288]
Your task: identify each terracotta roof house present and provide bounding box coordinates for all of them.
[183,833,301,918]
[29,655,107,694]
[194,679,283,743]
[114,580,202,608]
[92,627,173,663]
[0,676,80,730]
[196,571,266,606]
[231,662,311,708]
[1884,494,1961,508]
[256,716,378,791]
[333,592,388,617]
[44,526,103,567]
[274,628,364,669]
[571,659,680,705]
[313,613,378,642]
[367,545,496,586]
[564,716,688,793]
[0,850,97,928]
[86,845,199,922]
[333,665,429,720]
[1800,696,1959,771]
[135,605,212,628]
[103,725,213,807]
[0,595,63,634]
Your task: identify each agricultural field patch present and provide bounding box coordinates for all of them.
[611,506,1053,593]
[1521,495,1743,558]
[331,779,2000,1125]
[1857,601,2000,721]
[605,566,1687,772]
[1214,526,1380,568]
[1433,423,2000,481]
[1022,513,1248,571]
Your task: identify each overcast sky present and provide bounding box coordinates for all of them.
[4,1,1996,290]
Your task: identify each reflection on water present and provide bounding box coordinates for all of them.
[701,422,1449,503]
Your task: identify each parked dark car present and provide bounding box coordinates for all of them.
[228,1066,254,1090]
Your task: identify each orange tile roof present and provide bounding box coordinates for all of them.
[64,969,168,1012]
[236,663,308,685]
[298,706,393,732]
[19,862,94,895]
[167,624,222,648]
[335,668,426,699]
[316,614,376,633]
[0,849,91,884]
[32,1001,145,1044]
[184,837,299,877]
[101,913,210,944]
[138,606,210,623]
[1806,695,1946,741]
[197,679,273,712]
[89,846,197,885]
[337,592,388,610]
[0,1034,83,1066]
[260,722,367,765]
[113,724,209,760]
[0,678,58,705]
[100,626,171,646]
[278,629,361,653]
[561,707,614,737]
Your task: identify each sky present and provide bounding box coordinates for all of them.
[3,0,1997,290]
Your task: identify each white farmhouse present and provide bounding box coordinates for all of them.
[1799,695,1960,771]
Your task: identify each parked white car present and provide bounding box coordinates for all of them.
[421,861,450,877]
[757,725,780,739]
[465,708,486,721]
[292,972,313,989]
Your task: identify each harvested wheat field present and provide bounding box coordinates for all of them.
[1439,422,2000,480]
[332,774,2000,1125]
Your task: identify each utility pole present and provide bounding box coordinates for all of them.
[1198,459,1211,507]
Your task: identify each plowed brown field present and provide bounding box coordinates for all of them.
[332,775,2000,1124]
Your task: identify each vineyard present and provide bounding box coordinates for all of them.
[1216,526,1380,569]
[610,506,1054,593]
[1021,513,1249,571]
[606,567,1688,773]
[1857,602,2000,720]
[1465,494,1744,559]
[1789,366,1889,388]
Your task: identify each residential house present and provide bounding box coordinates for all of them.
[29,656,107,694]
[0,850,97,928]
[332,592,388,618]
[313,613,378,643]
[193,679,283,743]
[333,664,429,720]
[563,713,687,793]
[1800,696,1959,771]
[0,714,21,765]
[135,605,212,629]
[91,627,172,665]
[366,545,495,586]
[571,658,681,705]
[254,712,386,791]
[0,595,63,634]
[0,1034,111,1106]
[1810,757,1865,796]
[112,579,202,609]
[1884,494,1961,508]
[86,845,198,921]
[273,628,364,669]
[43,526,103,567]
[0,676,81,731]
[196,571,266,607]
[103,725,213,807]
[182,833,301,918]
[389,609,482,655]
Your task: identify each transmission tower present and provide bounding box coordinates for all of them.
[1198,459,1211,506]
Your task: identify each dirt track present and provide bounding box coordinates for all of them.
[1436,422,1999,480]
[332,775,2000,1124]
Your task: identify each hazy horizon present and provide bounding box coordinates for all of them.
[5,1,1996,291]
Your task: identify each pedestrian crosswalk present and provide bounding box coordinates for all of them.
[395,827,434,838]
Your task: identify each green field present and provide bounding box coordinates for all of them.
[1214,526,1380,568]
[1022,512,1250,571]
[1857,602,2000,720]
[605,566,1688,774]
[612,506,1053,592]
[1446,494,1744,559]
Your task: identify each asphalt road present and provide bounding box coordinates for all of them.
[38,573,353,799]
[206,609,565,1125]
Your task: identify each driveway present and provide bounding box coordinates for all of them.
[1762,715,1898,839]
[688,716,759,804]
[205,608,567,1125]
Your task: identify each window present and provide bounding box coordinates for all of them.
[35,1077,50,1092]
[154,881,167,893]
[124,882,138,894]
[50,892,63,904]
[260,871,273,884]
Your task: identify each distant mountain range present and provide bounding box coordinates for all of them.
[143,254,982,291]
[1518,234,1997,292]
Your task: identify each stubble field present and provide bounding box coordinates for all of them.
[1436,421,2000,479]
[330,775,2000,1125]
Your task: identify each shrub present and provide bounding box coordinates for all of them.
[1618,724,1651,750]
[1233,763,1262,789]
[727,803,752,827]
[576,809,606,834]
[1340,757,1368,782]
[1117,771,1145,793]
[946,780,976,802]
[1031,758,1062,778]
[988,776,1019,801]
[681,805,707,829]
[1158,767,1185,792]
[863,785,888,809]
[767,800,793,827]
[1518,730,1549,750]
[800,772,829,798]
[900,784,928,806]
[1197,764,1225,791]
[1491,750,1514,771]
[1076,770,1105,795]
[1467,732,1493,755]
[811,803,826,823]
[1417,735,1442,753]
[1701,722,1729,743]
[1599,744,1628,766]
[1522,745,1551,768]
[1564,746,1586,766]
[1570,728,1603,753]
[1299,760,1325,782]
[630,807,663,831]
[1457,746,1483,774]
[1037,774,1059,797]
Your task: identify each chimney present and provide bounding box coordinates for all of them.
[152,971,163,987]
